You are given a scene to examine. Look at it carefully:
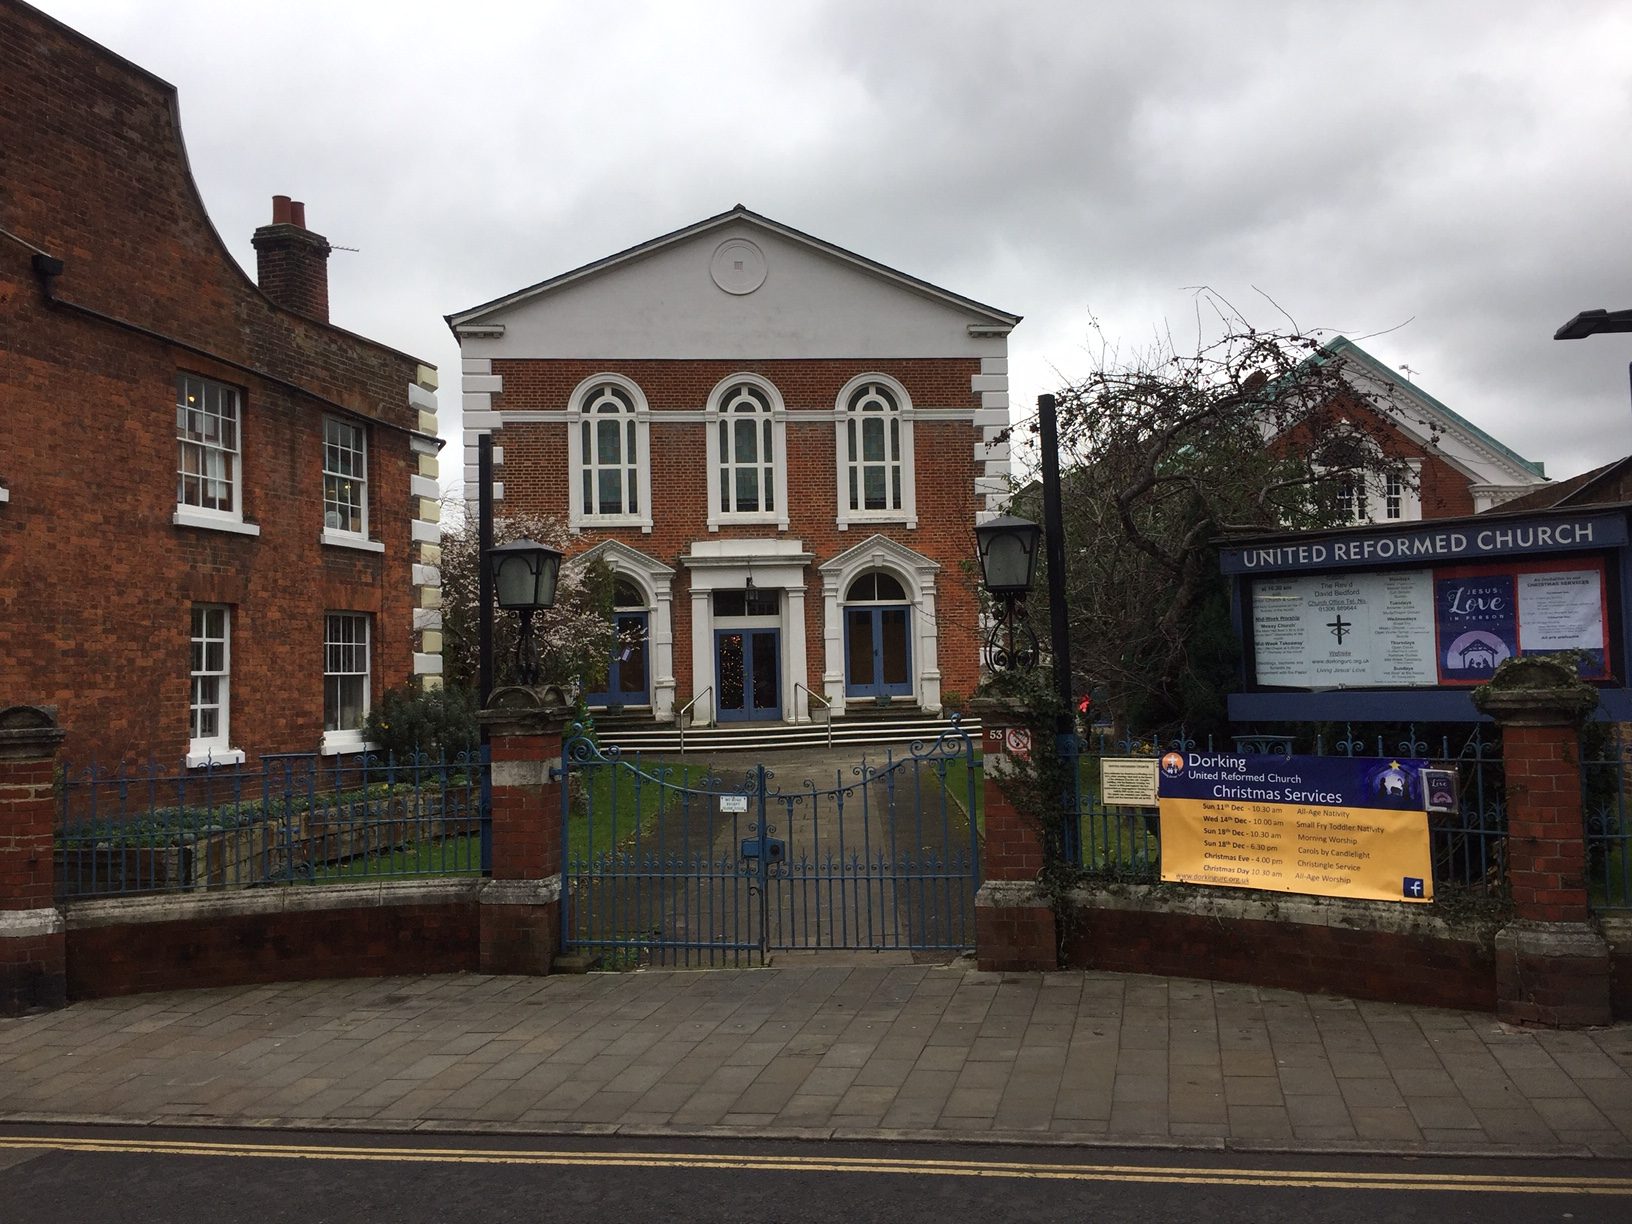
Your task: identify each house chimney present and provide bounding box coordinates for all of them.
[252,195,331,321]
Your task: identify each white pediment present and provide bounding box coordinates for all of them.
[819,533,941,583]
[450,208,1017,363]
[1329,338,1548,491]
[568,538,674,578]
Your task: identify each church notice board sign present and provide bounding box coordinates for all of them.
[1247,557,1609,689]
[1157,752,1434,903]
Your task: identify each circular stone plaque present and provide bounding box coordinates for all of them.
[710,238,767,295]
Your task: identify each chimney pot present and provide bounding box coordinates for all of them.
[253,200,331,322]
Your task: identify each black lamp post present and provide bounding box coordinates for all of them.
[487,538,562,687]
[974,513,1043,672]
[974,393,1080,859]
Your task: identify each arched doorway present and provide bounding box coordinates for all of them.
[844,571,912,702]
[587,578,650,708]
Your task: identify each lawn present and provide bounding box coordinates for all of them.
[937,754,984,837]
[936,751,1159,874]
[313,832,483,881]
[306,756,715,879]
[565,756,718,865]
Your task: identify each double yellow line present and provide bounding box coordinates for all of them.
[1,1134,1628,1195]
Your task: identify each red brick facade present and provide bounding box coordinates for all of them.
[492,357,987,707]
[1274,396,1478,520]
[0,1,435,766]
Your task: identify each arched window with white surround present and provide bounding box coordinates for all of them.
[705,375,787,529]
[568,375,652,532]
[835,373,915,530]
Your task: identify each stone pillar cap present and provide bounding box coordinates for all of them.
[0,705,65,759]
[1470,654,1600,727]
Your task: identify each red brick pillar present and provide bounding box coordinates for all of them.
[477,687,566,976]
[0,706,67,1015]
[971,697,1057,971]
[1473,656,1611,1027]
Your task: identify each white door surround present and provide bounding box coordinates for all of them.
[818,534,942,717]
[567,539,677,719]
[679,538,814,726]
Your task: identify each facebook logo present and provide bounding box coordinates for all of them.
[1403,877,1425,898]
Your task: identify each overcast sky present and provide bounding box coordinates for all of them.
[36,0,1632,495]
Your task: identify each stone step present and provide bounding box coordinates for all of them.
[596,715,981,756]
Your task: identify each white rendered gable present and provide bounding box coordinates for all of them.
[457,222,1006,363]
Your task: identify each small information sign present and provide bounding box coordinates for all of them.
[1101,757,1158,808]
[1158,753,1434,903]
[719,794,748,814]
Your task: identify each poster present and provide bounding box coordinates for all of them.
[1434,562,1609,683]
[1158,753,1434,903]
[1250,571,1436,687]
[1101,758,1158,808]
[1434,573,1516,682]
[1517,569,1608,677]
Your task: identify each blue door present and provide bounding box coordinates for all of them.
[716,628,781,722]
[845,606,913,699]
[588,611,649,707]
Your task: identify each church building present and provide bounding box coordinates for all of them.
[447,207,1017,726]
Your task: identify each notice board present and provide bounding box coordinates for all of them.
[1157,753,1434,903]
[1247,557,1608,689]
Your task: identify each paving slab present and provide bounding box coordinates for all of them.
[2,964,1631,1157]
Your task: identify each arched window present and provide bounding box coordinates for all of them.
[568,375,651,531]
[705,376,786,528]
[717,383,774,514]
[845,572,907,603]
[835,374,915,529]
[580,383,638,516]
[845,383,903,513]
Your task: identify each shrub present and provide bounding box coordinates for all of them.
[363,685,480,762]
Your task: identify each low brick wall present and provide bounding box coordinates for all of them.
[1060,885,1506,1013]
[64,880,482,999]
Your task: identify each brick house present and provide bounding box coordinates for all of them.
[448,207,1017,725]
[0,0,443,767]
[1287,336,1549,521]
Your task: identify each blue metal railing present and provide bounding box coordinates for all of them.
[56,749,489,899]
[1582,731,1632,909]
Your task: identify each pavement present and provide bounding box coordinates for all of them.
[4,961,1632,1158]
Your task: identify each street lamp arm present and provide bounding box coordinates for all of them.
[1554,308,1632,341]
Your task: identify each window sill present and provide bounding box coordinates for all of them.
[320,733,376,756]
[321,530,385,554]
[710,514,786,530]
[185,746,246,769]
[572,520,653,535]
[174,508,260,537]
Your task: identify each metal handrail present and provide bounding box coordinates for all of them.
[793,682,833,752]
[676,686,713,757]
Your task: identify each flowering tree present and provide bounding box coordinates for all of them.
[437,509,615,695]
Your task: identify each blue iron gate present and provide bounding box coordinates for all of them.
[560,721,980,966]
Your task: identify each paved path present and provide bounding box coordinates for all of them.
[3,965,1631,1157]
[574,745,976,959]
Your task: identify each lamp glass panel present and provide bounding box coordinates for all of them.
[982,530,1033,590]
[494,555,537,607]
